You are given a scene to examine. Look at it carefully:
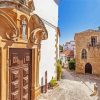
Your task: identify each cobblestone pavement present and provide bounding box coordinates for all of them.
[36,69,100,100]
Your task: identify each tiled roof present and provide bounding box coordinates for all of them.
[60,50,74,57]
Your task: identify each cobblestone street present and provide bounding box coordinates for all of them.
[37,69,100,100]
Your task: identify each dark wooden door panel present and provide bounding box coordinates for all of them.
[21,67,29,100]
[9,68,20,100]
[9,48,32,100]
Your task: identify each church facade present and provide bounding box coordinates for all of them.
[0,0,59,100]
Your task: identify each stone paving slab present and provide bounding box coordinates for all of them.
[36,69,100,100]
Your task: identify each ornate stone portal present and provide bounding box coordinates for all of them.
[0,10,48,44]
[0,4,48,100]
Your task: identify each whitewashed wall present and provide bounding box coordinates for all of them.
[33,0,59,86]
[39,24,57,85]
[57,34,60,58]
[33,0,58,27]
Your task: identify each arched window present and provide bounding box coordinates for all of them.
[81,49,87,59]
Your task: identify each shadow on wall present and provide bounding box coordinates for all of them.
[41,77,44,93]
[41,71,48,93]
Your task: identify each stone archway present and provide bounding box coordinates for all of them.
[85,63,92,74]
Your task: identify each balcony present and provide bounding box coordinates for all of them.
[0,0,34,14]
[87,42,100,48]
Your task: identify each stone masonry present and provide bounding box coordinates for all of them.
[75,29,100,75]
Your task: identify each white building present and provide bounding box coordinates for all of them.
[60,52,67,65]
[33,0,59,93]
[63,41,75,51]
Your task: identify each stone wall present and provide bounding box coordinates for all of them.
[75,30,100,75]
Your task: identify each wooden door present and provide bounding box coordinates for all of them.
[9,48,32,100]
[85,63,92,74]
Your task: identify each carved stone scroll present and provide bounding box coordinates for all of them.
[29,14,48,44]
[0,9,19,41]
[30,28,45,44]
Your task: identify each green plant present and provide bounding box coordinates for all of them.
[57,59,62,80]
[68,59,76,70]
[50,77,57,87]
[67,57,70,61]
[59,59,62,65]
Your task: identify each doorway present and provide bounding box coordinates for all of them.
[9,48,32,100]
[85,63,92,74]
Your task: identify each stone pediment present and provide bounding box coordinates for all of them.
[29,14,48,44]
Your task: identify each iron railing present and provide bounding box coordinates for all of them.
[87,42,100,48]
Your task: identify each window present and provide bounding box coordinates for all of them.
[82,49,87,59]
[91,36,97,46]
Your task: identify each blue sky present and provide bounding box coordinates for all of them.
[58,0,100,44]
